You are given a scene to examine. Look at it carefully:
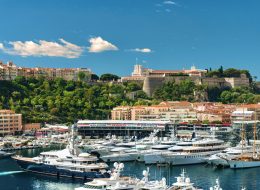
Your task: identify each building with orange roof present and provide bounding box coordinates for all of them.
[0,61,92,81]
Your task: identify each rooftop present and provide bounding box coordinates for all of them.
[77,120,171,124]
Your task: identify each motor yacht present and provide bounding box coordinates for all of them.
[13,124,110,180]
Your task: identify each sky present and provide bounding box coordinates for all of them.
[0,0,259,78]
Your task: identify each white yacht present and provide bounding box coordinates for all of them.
[143,145,173,164]
[167,169,202,190]
[207,143,253,167]
[143,139,197,164]
[163,138,228,165]
[100,147,138,162]
[75,164,168,190]
[209,178,222,190]
[227,117,260,169]
[136,168,168,190]
[75,162,137,190]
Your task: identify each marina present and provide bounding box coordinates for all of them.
[1,150,260,190]
[0,0,259,189]
[0,124,259,190]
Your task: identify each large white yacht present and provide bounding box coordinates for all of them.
[100,147,139,162]
[207,142,253,167]
[163,138,228,165]
[227,117,260,169]
[143,144,173,164]
[13,125,110,180]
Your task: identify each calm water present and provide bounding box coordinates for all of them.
[0,147,259,190]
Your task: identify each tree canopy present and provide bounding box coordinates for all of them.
[206,66,252,81]
[0,78,146,125]
[100,73,120,81]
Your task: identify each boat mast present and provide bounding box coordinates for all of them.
[253,111,257,158]
[69,124,76,155]
[240,105,245,159]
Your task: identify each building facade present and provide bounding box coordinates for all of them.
[0,110,22,136]
[121,65,250,97]
[111,101,237,124]
[77,120,172,137]
[0,61,92,81]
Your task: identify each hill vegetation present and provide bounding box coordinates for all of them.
[0,67,259,124]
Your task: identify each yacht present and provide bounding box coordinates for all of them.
[227,116,260,169]
[75,162,137,190]
[209,178,222,190]
[100,147,138,162]
[143,145,173,164]
[143,138,198,165]
[136,168,168,190]
[13,125,110,180]
[164,138,228,165]
[167,169,202,190]
[207,143,253,167]
[75,164,168,190]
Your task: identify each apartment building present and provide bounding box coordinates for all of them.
[111,101,198,124]
[0,61,92,81]
[111,101,239,124]
[0,110,22,135]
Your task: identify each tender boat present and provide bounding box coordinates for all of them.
[167,169,202,190]
[209,178,222,190]
[75,162,137,190]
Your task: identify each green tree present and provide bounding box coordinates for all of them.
[100,73,120,81]
[78,72,86,81]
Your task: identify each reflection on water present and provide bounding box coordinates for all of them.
[0,146,258,190]
[0,171,24,176]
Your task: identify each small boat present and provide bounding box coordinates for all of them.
[136,168,168,190]
[167,169,202,190]
[209,178,222,190]
[75,162,137,190]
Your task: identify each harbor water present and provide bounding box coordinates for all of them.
[0,146,259,190]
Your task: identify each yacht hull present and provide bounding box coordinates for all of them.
[165,155,206,165]
[207,155,229,167]
[229,160,260,169]
[100,154,136,162]
[13,157,110,180]
[144,153,166,164]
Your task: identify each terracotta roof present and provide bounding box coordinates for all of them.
[151,70,184,74]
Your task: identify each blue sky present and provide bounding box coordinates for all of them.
[0,0,259,78]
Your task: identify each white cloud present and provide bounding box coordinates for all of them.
[163,1,176,5]
[0,39,83,58]
[131,48,152,53]
[88,37,118,53]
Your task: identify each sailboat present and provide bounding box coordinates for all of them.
[228,111,260,169]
